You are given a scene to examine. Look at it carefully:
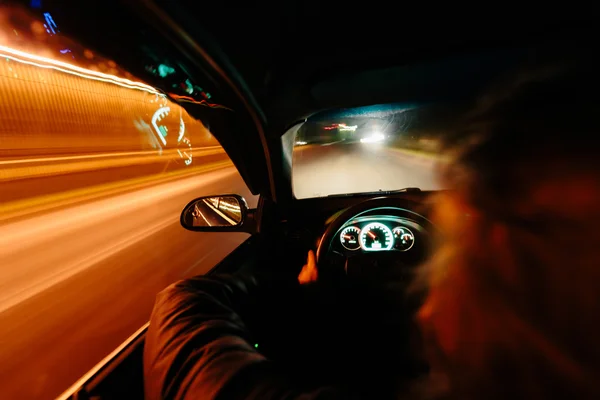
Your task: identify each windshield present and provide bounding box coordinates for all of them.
[291,103,452,198]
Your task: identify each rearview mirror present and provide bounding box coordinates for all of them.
[180,194,249,232]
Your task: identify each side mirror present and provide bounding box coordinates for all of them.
[180,194,251,232]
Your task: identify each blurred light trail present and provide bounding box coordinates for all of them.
[0,166,253,400]
[0,159,233,222]
[0,24,235,400]
[0,147,225,182]
[0,168,236,313]
[0,146,222,166]
[0,44,160,94]
[0,42,221,187]
[168,93,232,110]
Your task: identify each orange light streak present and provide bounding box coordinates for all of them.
[0,44,161,94]
[167,93,231,110]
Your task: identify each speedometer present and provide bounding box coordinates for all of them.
[359,222,393,251]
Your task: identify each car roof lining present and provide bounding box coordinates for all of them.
[269,47,526,128]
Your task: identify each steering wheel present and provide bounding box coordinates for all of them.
[312,196,434,379]
[315,196,435,281]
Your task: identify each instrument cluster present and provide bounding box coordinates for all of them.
[336,216,421,254]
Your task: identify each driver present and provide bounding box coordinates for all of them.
[143,52,600,400]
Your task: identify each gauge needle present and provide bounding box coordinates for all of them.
[367,231,376,239]
[343,235,352,240]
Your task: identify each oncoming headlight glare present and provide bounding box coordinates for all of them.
[360,132,385,143]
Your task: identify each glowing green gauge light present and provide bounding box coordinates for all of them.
[158,64,175,77]
[340,226,361,251]
[392,226,415,251]
[359,222,393,251]
[254,343,259,348]
[185,79,194,94]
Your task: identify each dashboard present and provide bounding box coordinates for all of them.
[315,201,436,278]
[331,215,429,264]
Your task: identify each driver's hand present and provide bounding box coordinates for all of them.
[298,250,318,284]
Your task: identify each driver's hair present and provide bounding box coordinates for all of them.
[414,47,600,400]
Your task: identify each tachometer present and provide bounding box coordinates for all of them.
[393,226,415,251]
[359,222,393,251]
[340,226,361,250]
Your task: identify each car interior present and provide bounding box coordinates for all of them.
[46,1,597,399]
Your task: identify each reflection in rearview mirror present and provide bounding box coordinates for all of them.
[182,195,244,228]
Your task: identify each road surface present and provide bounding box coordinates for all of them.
[0,142,440,399]
[293,141,441,198]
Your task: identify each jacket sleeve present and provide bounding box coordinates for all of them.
[143,274,354,400]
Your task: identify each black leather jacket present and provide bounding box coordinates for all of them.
[144,274,420,400]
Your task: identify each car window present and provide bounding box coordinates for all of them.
[0,4,255,399]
